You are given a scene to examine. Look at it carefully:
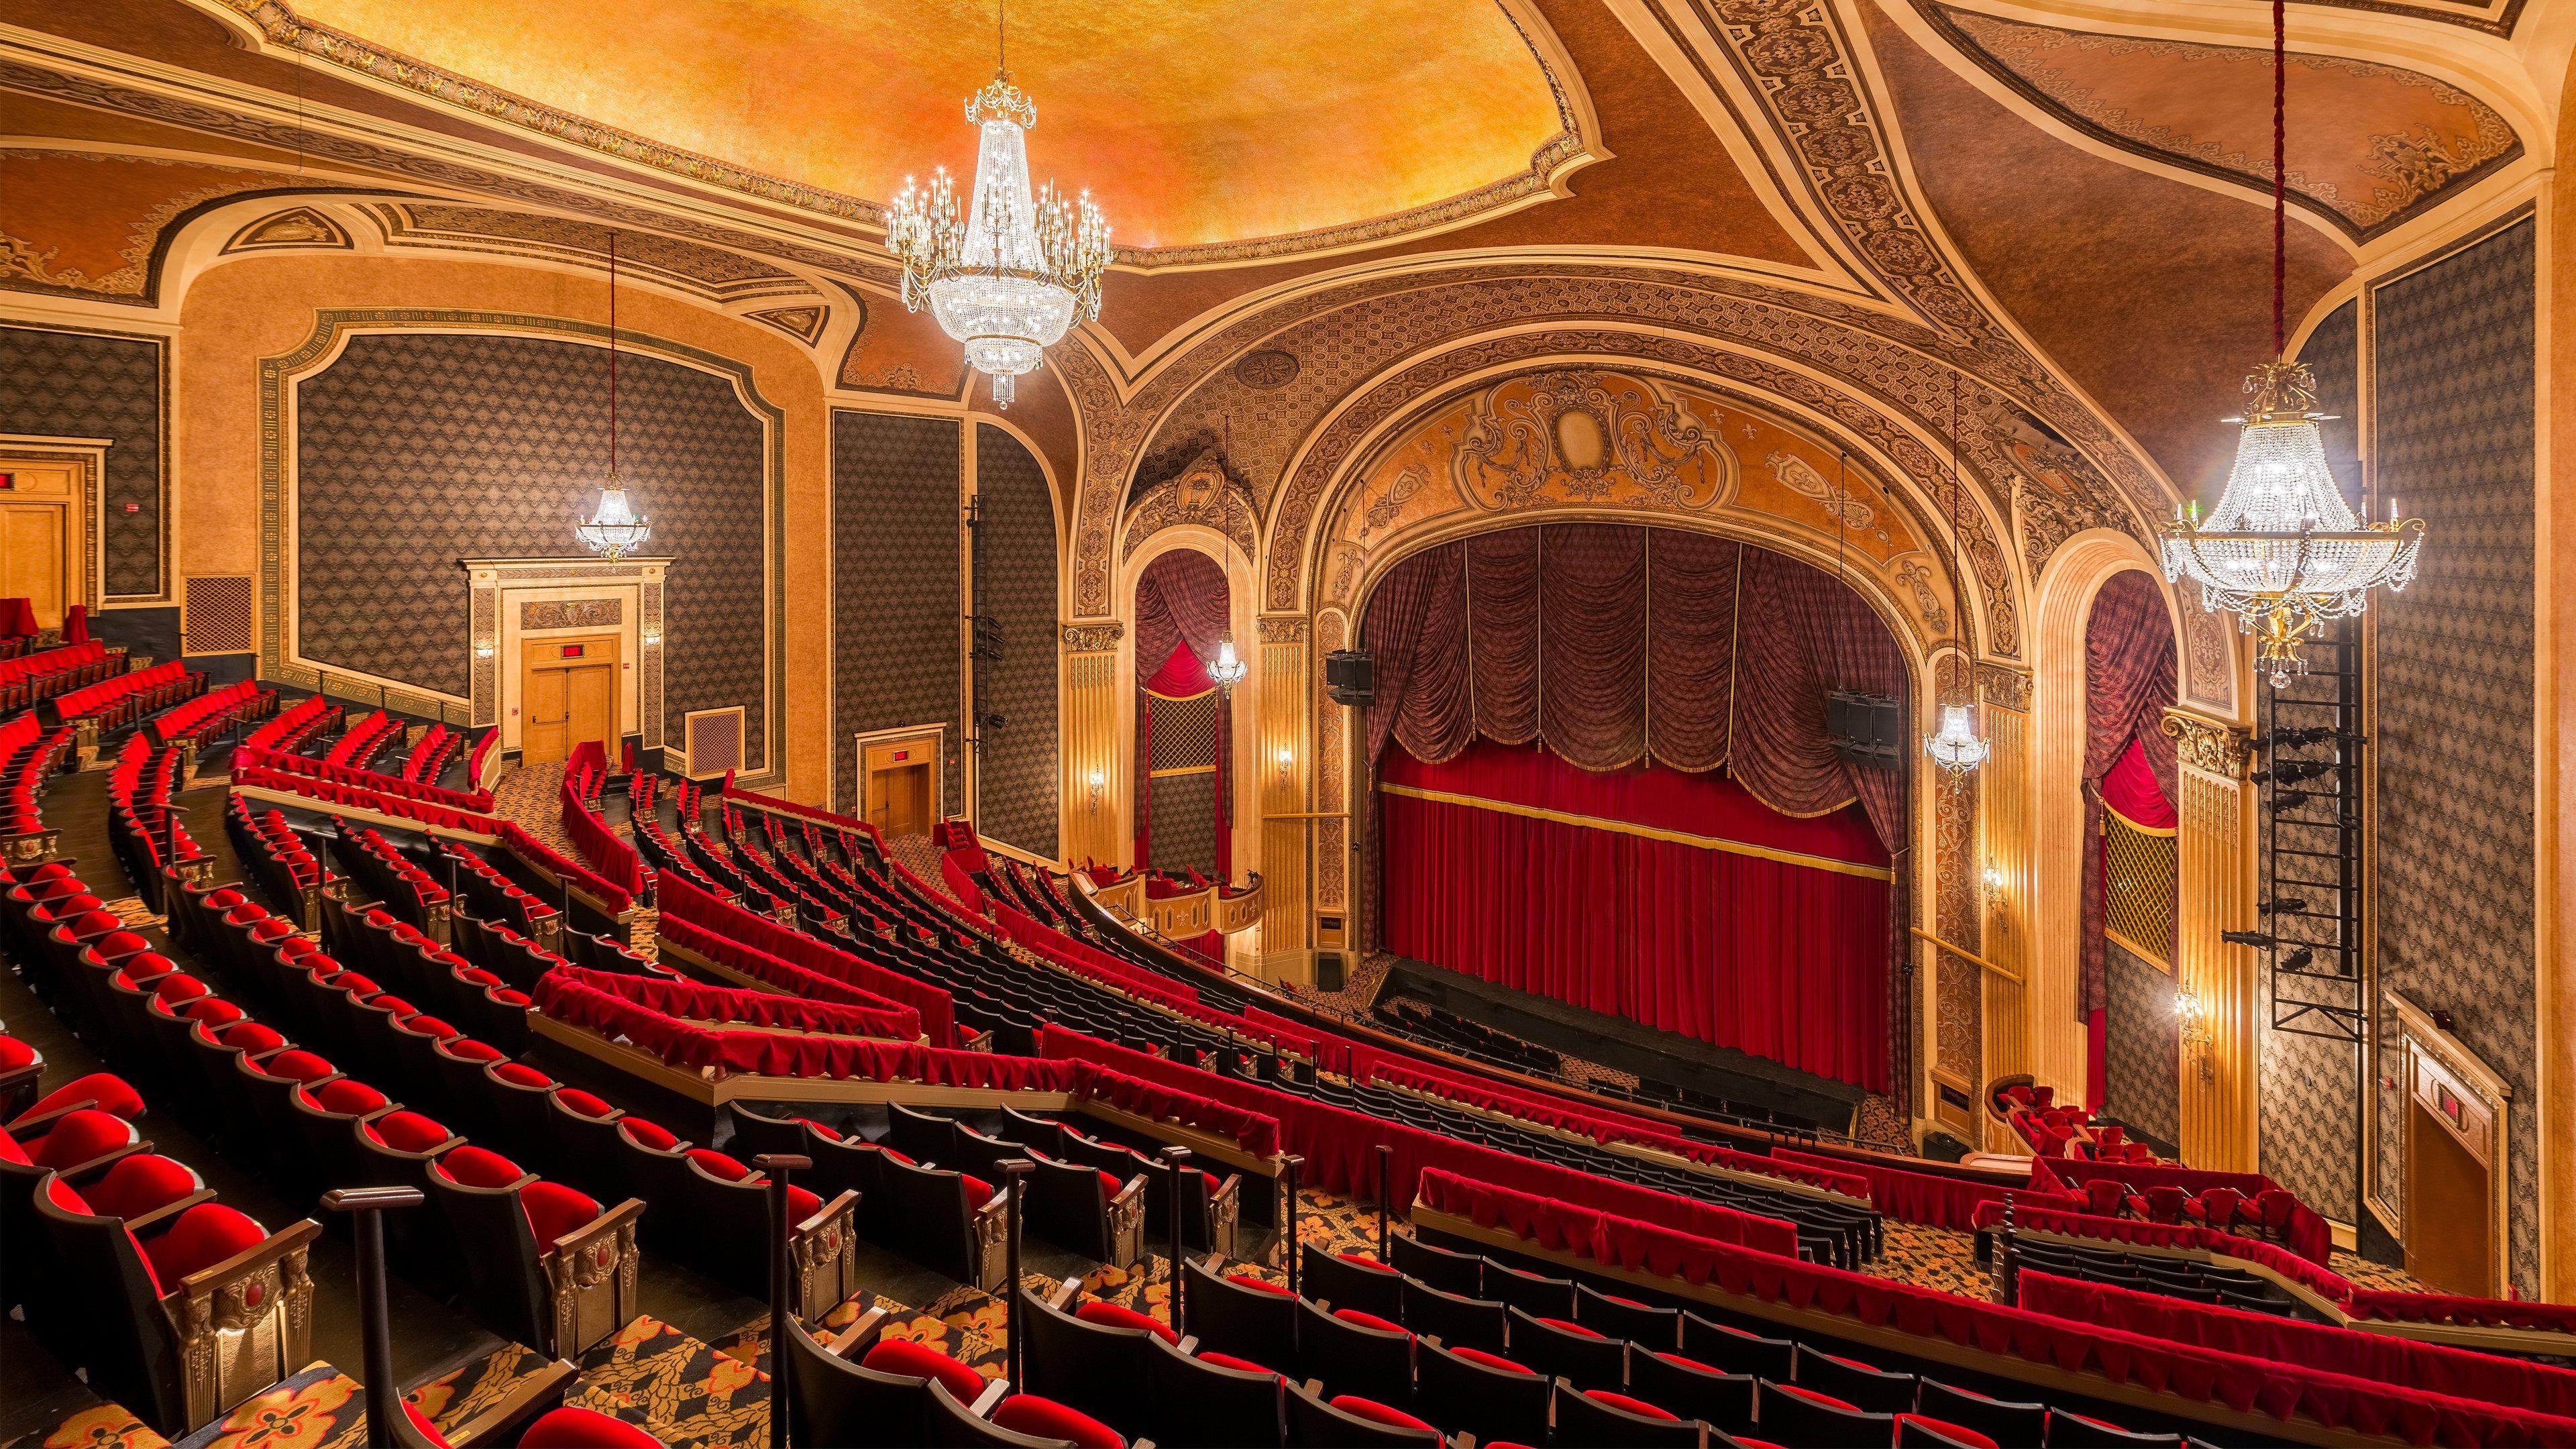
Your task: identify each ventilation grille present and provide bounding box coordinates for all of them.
[182,576,255,654]
[681,706,745,780]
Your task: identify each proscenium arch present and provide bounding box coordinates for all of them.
[1292,345,2015,662]
[1338,511,1939,1110]
[2025,529,2197,1104]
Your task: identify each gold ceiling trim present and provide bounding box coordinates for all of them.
[215,0,1597,272]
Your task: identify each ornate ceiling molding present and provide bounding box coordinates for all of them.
[1920,4,2522,243]
[368,203,816,303]
[204,0,1607,274]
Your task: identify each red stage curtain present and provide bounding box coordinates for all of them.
[2080,571,2177,1106]
[1381,739,1890,1091]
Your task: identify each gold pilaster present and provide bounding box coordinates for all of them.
[2165,708,2259,1171]
[1258,617,1311,971]
[1979,689,2033,1150]
[1061,623,1122,867]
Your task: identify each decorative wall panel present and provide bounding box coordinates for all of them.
[1148,771,1219,875]
[833,411,961,818]
[0,323,162,596]
[182,576,257,655]
[973,424,1059,859]
[2105,941,2182,1150]
[291,330,769,767]
[2369,220,2537,1295]
[2262,301,2363,1220]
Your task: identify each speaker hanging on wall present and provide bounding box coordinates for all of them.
[1324,649,1375,706]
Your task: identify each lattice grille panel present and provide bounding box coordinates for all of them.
[1147,690,1217,773]
[183,575,255,653]
[2104,813,2177,965]
[684,706,745,779]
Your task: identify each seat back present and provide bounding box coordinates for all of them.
[423,1160,549,1347]
[1505,1304,1624,1391]
[1398,1276,1507,1354]
[888,1101,963,1165]
[1000,1107,1067,1157]
[1576,1282,1681,1350]
[1758,1381,1894,1448]
[924,1383,1080,1449]
[1386,1232,1481,1296]
[1552,1378,1705,1448]
[1014,1288,1157,1437]
[1301,1242,1405,1319]
[786,1317,936,1449]
[1141,1334,1284,1449]
[1480,1256,1577,1318]
[1790,1342,1916,1413]
[1281,1381,1442,1448]
[877,1151,981,1282]
[1411,1337,1548,1446]
[33,1174,189,1432]
[1628,1350,1756,1437]
[2043,1410,2185,1448]
[1180,1256,1298,1370]
[1023,1155,1114,1261]
[1295,1298,1413,1407]
[1681,1312,1794,1383]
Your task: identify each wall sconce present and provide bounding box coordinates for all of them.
[641,628,661,647]
[1085,769,1106,812]
[1274,746,1294,787]
[473,640,496,660]
[2175,987,2216,1080]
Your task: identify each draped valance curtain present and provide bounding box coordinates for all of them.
[1134,549,1232,875]
[2079,570,2178,1108]
[1362,525,1909,849]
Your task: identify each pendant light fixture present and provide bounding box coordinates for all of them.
[2157,0,2422,688]
[574,231,651,561]
[1924,374,1989,779]
[886,0,1112,408]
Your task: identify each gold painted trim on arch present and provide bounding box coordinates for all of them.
[2100,802,2178,837]
[1378,782,1892,881]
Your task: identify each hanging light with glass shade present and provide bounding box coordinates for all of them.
[1923,377,1989,779]
[885,0,1112,409]
[574,231,651,561]
[2157,0,2422,688]
[1206,633,1247,693]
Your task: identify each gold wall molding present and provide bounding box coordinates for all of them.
[1061,648,1120,867]
[1257,616,1311,644]
[1978,702,2033,1148]
[1258,633,1311,965]
[2163,709,2253,780]
[1061,623,1124,653]
[2177,766,2259,1171]
[1977,663,2032,712]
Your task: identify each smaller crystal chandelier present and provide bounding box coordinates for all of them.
[2156,0,2423,688]
[574,231,651,561]
[1923,376,1988,780]
[885,1,1111,408]
[1207,633,1248,693]
[1925,704,1991,778]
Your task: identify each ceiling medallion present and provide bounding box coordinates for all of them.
[2157,1,2423,689]
[1235,350,1301,390]
[885,1,1111,407]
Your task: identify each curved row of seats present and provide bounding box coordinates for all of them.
[0,639,119,712]
[1,709,73,848]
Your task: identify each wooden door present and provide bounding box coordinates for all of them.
[2406,1099,2495,1296]
[862,735,938,837]
[0,455,83,628]
[521,636,620,765]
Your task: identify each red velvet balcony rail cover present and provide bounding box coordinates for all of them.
[655,871,957,1046]
[494,821,633,915]
[558,764,647,900]
[1413,1169,2576,1448]
[1773,1147,2080,1231]
[538,963,912,1038]
[1039,1028,1796,1256]
[655,914,920,1036]
[1972,1203,2355,1302]
[2031,1159,2332,1265]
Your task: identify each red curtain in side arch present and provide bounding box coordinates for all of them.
[1380,739,1892,1091]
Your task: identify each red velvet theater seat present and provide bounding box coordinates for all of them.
[1283,1383,1444,1448]
[877,1148,1010,1292]
[425,1142,641,1360]
[788,1316,994,1449]
[516,1406,669,1448]
[1413,1336,1548,1448]
[1295,1297,1413,1408]
[989,1394,1126,1449]
[1179,1256,1297,1372]
[1554,1381,1700,1448]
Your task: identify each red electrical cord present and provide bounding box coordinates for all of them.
[607,231,619,478]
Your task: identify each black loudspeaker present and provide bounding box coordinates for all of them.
[1825,690,1902,768]
[1315,952,1347,992]
[1324,649,1375,706]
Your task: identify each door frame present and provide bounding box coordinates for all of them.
[853,722,947,836]
[0,435,109,624]
[519,633,623,763]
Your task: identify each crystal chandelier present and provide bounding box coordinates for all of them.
[2157,1,2423,689]
[574,231,651,561]
[1208,633,1247,692]
[885,3,1110,409]
[1923,375,1988,779]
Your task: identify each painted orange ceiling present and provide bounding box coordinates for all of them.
[284,0,1568,250]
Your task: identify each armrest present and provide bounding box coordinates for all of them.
[1175,1335,1199,1354]
[794,1187,860,1236]
[550,1195,647,1255]
[122,1187,219,1234]
[433,1358,576,1449]
[971,1380,1011,1415]
[1112,1174,1148,1206]
[822,1305,887,1358]
[1210,1173,1242,1208]
[1046,1276,1079,1311]
[166,1216,323,1301]
[6,1095,103,1136]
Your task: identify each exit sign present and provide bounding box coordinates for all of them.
[559,643,586,659]
[0,473,13,490]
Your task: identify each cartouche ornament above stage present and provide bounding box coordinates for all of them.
[886,4,1110,408]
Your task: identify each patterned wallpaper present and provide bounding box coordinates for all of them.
[2104,941,2180,1151]
[294,331,770,767]
[2370,220,2536,1296]
[973,424,1060,859]
[0,323,161,596]
[833,411,962,817]
[1149,770,1220,875]
[2259,301,2364,1221]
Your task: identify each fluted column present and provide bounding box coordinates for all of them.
[1978,671,2033,1150]
[1258,616,1311,976]
[2166,709,2259,1171]
[1060,623,1123,868]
